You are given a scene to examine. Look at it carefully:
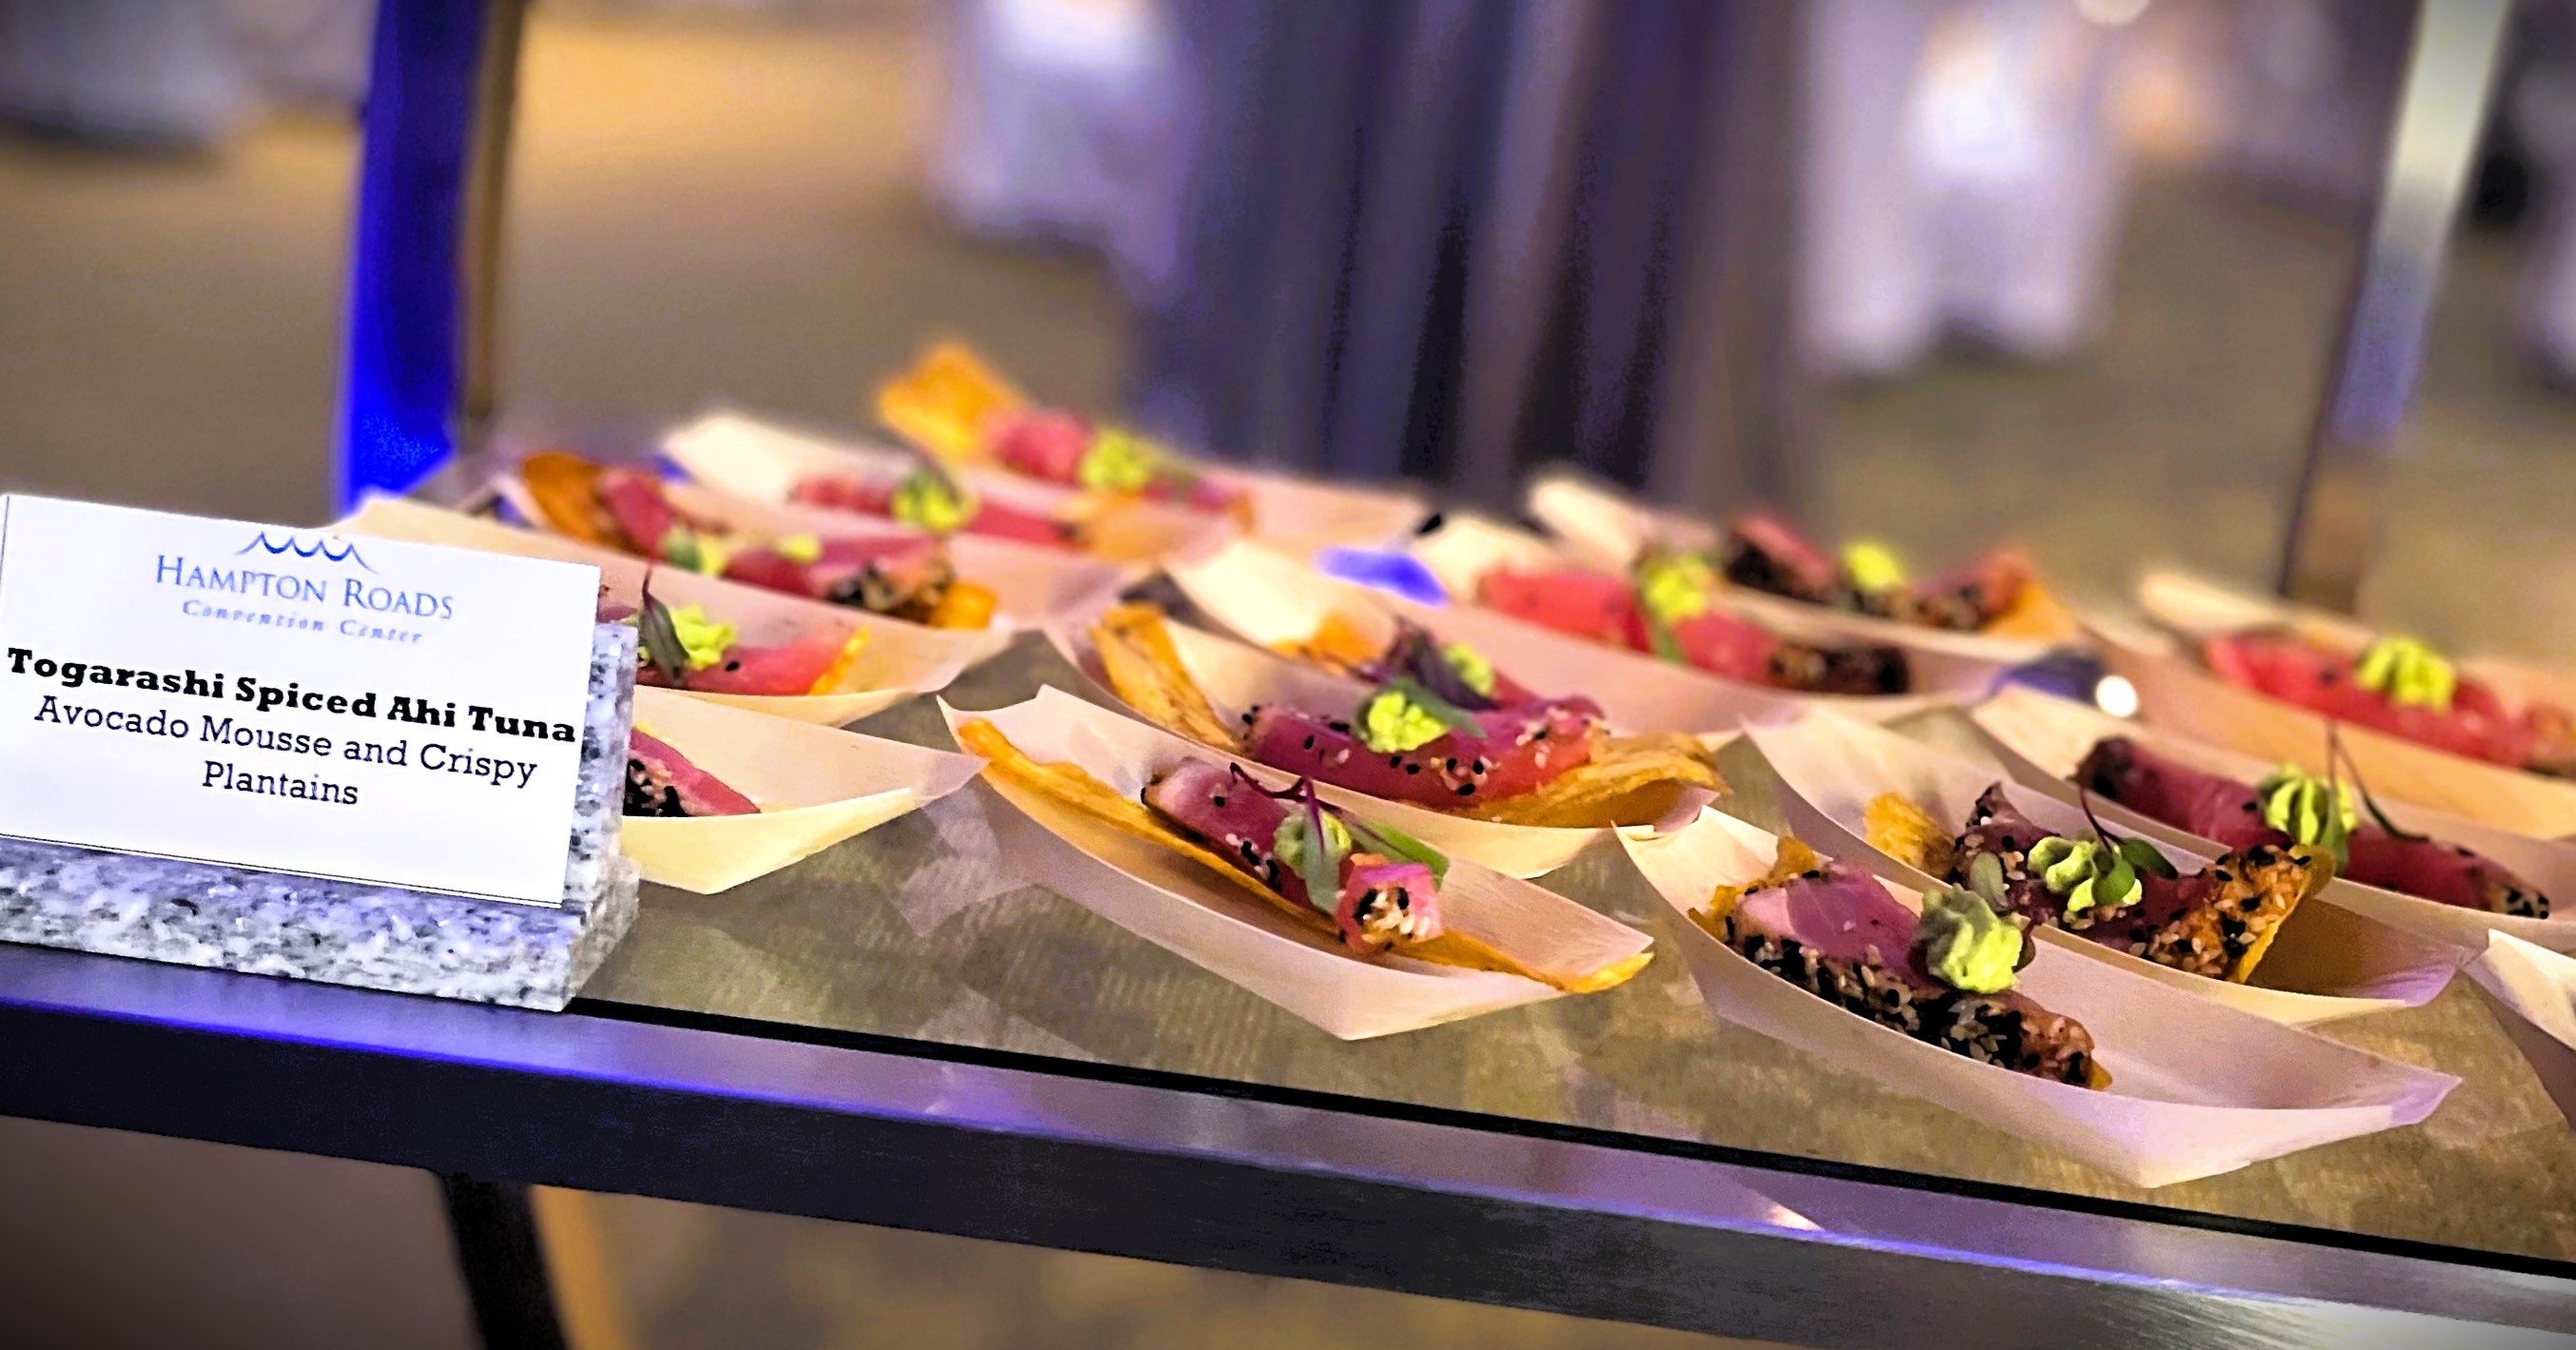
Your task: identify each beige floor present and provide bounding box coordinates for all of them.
[4,9,2574,1350]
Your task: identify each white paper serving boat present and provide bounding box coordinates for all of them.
[1169,538,1961,734]
[1408,512,2020,696]
[2467,932,2576,1128]
[661,409,1233,567]
[1970,685,2576,954]
[1746,709,2461,1023]
[1524,465,1719,572]
[1521,478,2078,666]
[622,687,985,893]
[938,689,1655,1039]
[342,497,1005,724]
[2088,610,2576,840]
[1620,809,2459,1186]
[1041,616,1716,877]
[493,467,1130,633]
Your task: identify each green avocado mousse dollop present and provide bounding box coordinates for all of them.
[891,467,978,533]
[1439,641,1496,698]
[1635,550,1717,627]
[1914,886,2025,994]
[1356,687,1452,754]
[2023,835,2141,920]
[2256,764,2356,868]
[665,603,738,671]
[2355,636,2455,713]
[1077,427,1161,492]
[1273,811,1354,910]
[1842,540,1906,596]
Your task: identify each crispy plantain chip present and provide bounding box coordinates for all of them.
[1272,610,1383,677]
[877,343,1026,462]
[926,580,999,630]
[1459,734,1727,828]
[518,451,621,549]
[1864,792,1956,877]
[954,718,1640,991]
[1091,603,1242,752]
[1694,836,1823,936]
[1984,576,2080,642]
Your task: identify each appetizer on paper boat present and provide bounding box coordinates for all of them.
[515,450,1000,629]
[953,717,1649,988]
[615,687,986,893]
[602,592,867,699]
[340,495,1000,724]
[661,411,1235,566]
[1088,602,1724,830]
[1969,685,2576,953]
[1720,515,2063,638]
[1475,549,1916,697]
[2079,735,2549,920]
[875,342,1427,552]
[1698,837,2107,1086]
[1864,786,2328,983]
[626,729,758,818]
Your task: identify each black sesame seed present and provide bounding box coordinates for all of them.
[724,660,742,672]
[1303,735,1316,751]
[1212,795,1226,808]
[1455,784,1475,796]
[1405,764,1421,774]
[1329,720,1350,733]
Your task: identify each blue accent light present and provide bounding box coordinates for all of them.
[338,0,497,510]
[1315,548,1448,606]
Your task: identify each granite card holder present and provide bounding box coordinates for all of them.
[0,625,642,1010]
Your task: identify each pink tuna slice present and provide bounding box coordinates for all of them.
[597,600,852,696]
[626,730,759,817]
[790,474,1078,549]
[1142,760,1445,951]
[2081,735,2548,916]
[2201,633,2535,768]
[596,468,685,557]
[720,534,946,604]
[1477,568,1645,650]
[1242,698,1599,811]
[988,410,1092,482]
[1729,862,1922,970]
[1669,609,1782,684]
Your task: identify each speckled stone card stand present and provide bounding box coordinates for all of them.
[0,625,641,1010]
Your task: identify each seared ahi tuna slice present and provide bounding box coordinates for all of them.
[789,473,1080,549]
[1477,567,1642,648]
[987,411,1245,514]
[641,630,856,696]
[625,731,759,818]
[2079,735,2550,918]
[1896,551,2031,631]
[1476,566,1912,695]
[1241,699,1600,811]
[1710,860,2103,1086]
[586,465,963,618]
[1142,761,1444,952]
[1949,782,2317,982]
[2201,632,2547,770]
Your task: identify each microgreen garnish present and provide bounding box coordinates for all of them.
[636,577,692,686]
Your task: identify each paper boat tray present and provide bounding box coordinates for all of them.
[1408,512,2025,694]
[937,689,1655,1039]
[661,410,1234,568]
[2468,932,2576,1129]
[1620,808,2458,1186]
[622,687,984,893]
[1040,618,1709,877]
[1168,538,1961,734]
[2089,611,2576,840]
[1746,709,2461,1024]
[492,468,1130,633]
[1518,480,2079,666]
[341,497,1006,724]
[1524,466,1719,571]
[1970,685,2576,955]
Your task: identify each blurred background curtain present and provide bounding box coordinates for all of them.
[1129,0,1809,517]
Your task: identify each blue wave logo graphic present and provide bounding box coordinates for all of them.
[234,531,377,573]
